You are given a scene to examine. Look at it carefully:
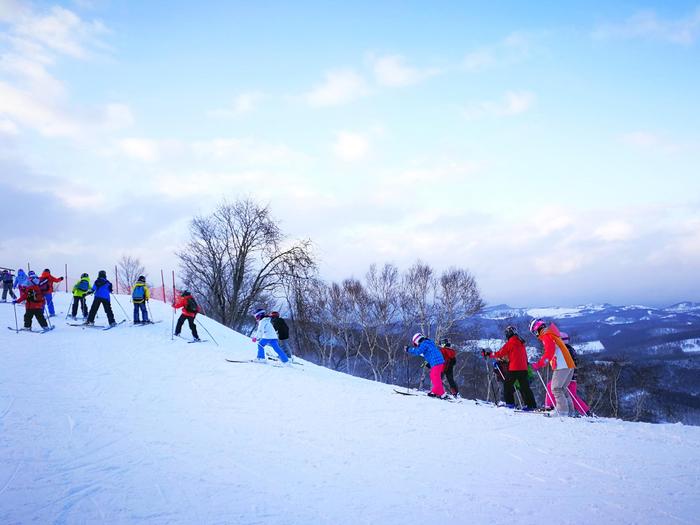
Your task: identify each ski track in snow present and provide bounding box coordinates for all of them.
[0,293,699,524]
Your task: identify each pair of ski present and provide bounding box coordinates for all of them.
[225,357,302,367]
[131,320,163,327]
[393,389,462,403]
[7,326,55,334]
[67,320,126,331]
[174,334,208,343]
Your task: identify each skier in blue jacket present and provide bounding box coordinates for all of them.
[406,333,446,397]
[85,270,116,326]
[14,269,28,290]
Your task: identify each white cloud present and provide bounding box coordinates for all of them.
[305,69,370,107]
[594,221,634,242]
[593,7,700,45]
[463,32,533,71]
[118,138,166,162]
[0,118,19,135]
[463,91,536,119]
[191,138,311,166]
[370,54,441,87]
[208,91,264,118]
[332,131,370,161]
[620,131,682,154]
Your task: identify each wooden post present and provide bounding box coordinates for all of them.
[171,270,176,300]
[65,263,68,292]
[115,265,119,294]
[161,269,166,303]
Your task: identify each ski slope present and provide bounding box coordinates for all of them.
[1,293,699,524]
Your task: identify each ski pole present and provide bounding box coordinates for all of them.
[535,370,563,419]
[146,301,156,323]
[13,302,18,333]
[43,305,53,329]
[171,303,175,340]
[405,347,410,394]
[111,294,129,321]
[195,315,219,346]
[568,382,590,417]
[482,351,494,403]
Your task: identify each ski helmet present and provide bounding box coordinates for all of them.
[529,318,546,335]
[254,308,266,320]
[504,325,518,339]
[28,270,36,277]
[269,311,280,318]
[98,270,107,278]
[43,268,50,273]
[412,332,425,346]
[181,290,190,297]
[439,337,451,347]
[137,275,146,282]
[81,273,88,278]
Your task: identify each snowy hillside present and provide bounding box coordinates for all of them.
[1,293,700,524]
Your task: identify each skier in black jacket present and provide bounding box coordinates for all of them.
[269,311,291,358]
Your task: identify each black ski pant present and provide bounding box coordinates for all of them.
[71,296,88,318]
[24,308,48,329]
[442,358,459,395]
[175,314,198,338]
[504,370,537,409]
[87,297,115,324]
[2,282,16,301]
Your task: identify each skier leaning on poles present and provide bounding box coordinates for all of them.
[13,273,49,331]
[405,333,446,398]
[421,338,460,397]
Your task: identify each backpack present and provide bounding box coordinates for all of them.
[27,288,38,303]
[132,285,145,301]
[271,317,289,340]
[39,278,50,293]
[185,296,198,313]
[77,280,89,292]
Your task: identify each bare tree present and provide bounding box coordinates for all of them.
[177,199,315,330]
[117,255,146,293]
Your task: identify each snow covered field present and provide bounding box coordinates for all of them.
[1,293,699,525]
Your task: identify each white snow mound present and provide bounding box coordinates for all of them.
[1,293,699,524]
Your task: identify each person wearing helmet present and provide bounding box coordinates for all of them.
[38,268,64,317]
[13,274,49,331]
[483,326,537,410]
[86,270,117,326]
[252,309,289,364]
[543,332,591,416]
[436,338,459,397]
[405,333,446,397]
[70,273,92,320]
[131,276,150,324]
[1,268,16,302]
[530,318,577,417]
[173,290,200,341]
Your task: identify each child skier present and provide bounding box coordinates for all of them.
[86,270,117,327]
[39,268,64,317]
[437,338,460,396]
[530,318,576,417]
[406,333,446,397]
[1,268,16,302]
[14,268,28,292]
[131,276,150,324]
[13,273,49,331]
[70,273,92,320]
[252,309,289,363]
[269,311,291,358]
[483,326,537,410]
[544,332,591,416]
[173,290,200,341]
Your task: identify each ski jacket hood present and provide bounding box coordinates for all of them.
[14,269,28,288]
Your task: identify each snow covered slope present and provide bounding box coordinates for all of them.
[1,293,699,524]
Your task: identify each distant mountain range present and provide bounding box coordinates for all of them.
[472,302,700,358]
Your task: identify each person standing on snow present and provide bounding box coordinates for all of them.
[70,273,92,320]
[1,268,16,302]
[543,332,591,416]
[434,338,460,397]
[529,318,576,417]
[269,311,291,358]
[173,290,200,341]
[39,268,64,317]
[86,270,117,327]
[406,333,446,398]
[483,325,537,411]
[13,273,49,331]
[131,276,150,324]
[252,309,289,363]
[14,268,29,293]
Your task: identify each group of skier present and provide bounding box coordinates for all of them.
[406,319,590,417]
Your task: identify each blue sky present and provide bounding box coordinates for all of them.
[1,0,699,307]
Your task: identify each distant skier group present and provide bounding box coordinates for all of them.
[406,319,590,417]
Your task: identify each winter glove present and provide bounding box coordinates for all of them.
[404,345,410,352]
[481,350,491,358]
[252,337,257,343]
[531,362,541,371]
[12,300,17,304]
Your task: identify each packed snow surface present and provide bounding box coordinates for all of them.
[1,293,700,524]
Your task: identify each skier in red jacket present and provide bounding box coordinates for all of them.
[14,274,49,331]
[483,326,537,410]
[438,338,460,397]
